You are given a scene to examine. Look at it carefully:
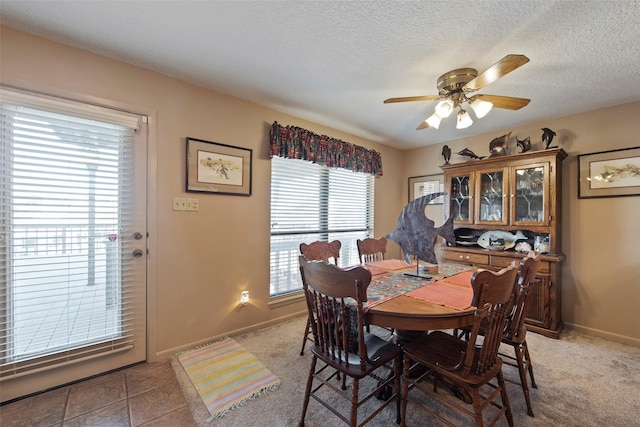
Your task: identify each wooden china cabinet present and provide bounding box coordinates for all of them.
[440,148,567,338]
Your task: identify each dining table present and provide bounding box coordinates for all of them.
[360,259,479,339]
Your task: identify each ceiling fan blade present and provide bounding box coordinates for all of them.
[384,95,441,103]
[464,54,530,91]
[474,94,531,110]
[416,118,430,130]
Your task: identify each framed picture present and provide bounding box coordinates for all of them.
[408,174,445,203]
[186,137,252,196]
[578,146,640,198]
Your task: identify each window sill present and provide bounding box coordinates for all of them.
[268,291,305,309]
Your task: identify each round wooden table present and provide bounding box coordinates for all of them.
[366,295,475,333]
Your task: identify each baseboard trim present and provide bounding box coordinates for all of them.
[564,322,640,347]
[156,312,307,359]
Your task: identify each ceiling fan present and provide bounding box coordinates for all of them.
[384,54,530,130]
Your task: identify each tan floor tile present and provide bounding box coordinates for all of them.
[1,386,69,427]
[63,399,129,427]
[71,370,126,392]
[138,406,196,426]
[125,360,175,397]
[65,376,127,419]
[128,380,188,426]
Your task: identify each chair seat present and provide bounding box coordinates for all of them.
[403,331,503,387]
[311,333,402,379]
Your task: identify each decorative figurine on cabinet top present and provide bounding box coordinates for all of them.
[542,127,557,149]
[456,148,485,160]
[516,136,532,153]
[442,144,452,164]
[488,132,511,157]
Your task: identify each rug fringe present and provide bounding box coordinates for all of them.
[205,381,282,422]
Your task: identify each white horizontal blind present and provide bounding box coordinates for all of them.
[0,88,141,379]
[270,156,374,296]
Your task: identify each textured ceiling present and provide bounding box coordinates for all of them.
[2,1,640,150]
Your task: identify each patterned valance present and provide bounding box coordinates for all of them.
[269,122,383,177]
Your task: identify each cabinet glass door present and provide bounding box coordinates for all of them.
[449,174,473,224]
[513,163,548,225]
[476,169,508,225]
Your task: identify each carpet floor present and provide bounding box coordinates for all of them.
[171,315,640,426]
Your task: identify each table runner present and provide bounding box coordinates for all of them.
[364,261,474,309]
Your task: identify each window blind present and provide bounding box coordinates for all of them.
[0,87,142,380]
[270,156,374,296]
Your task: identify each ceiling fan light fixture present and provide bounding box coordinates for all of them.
[469,97,493,118]
[456,109,473,129]
[435,99,454,118]
[425,112,442,129]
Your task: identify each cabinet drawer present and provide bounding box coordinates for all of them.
[490,256,518,269]
[538,261,550,273]
[443,252,489,265]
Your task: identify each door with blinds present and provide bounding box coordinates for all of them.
[0,87,148,402]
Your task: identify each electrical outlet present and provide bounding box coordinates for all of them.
[186,198,199,211]
[172,197,186,211]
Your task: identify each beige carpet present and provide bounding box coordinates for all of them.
[171,315,640,426]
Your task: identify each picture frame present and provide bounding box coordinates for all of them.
[408,174,445,203]
[578,146,640,199]
[186,137,252,196]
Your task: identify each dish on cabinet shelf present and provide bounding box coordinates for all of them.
[477,230,526,251]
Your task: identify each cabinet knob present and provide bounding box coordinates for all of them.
[465,255,470,260]
[459,255,464,260]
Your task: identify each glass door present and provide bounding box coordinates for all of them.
[475,168,508,225]
[448,173,474,224]
[1,89,148,401]
[511,163,550,226]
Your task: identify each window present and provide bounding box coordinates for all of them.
[270,156,374,296]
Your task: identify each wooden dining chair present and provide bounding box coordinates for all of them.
[499,252,542,417]
[456,252,542,417]
[298,255,402,427]
[400,266,519,427]
[357,237,387,263]
[299,240,342,355]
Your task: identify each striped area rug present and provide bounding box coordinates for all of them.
[177,337,281,421]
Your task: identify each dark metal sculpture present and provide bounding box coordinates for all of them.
[489,132,511,157]
[386,192,456,265]
[542,127,557,149]
[442,145,452,164]
[456,148,485,160]
[516,136,532,153]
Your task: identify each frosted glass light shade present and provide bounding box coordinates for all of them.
[425,112,442,129]
[456,109,473,129]
[435,99,454,118]
[470,98,493,118]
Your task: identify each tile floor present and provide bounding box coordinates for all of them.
[1,359,195,426]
